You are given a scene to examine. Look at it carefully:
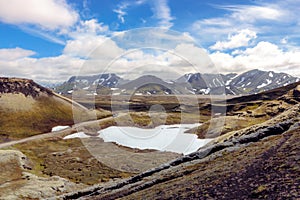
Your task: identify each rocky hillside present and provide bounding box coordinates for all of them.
[0,149,86,199]
[0,77,52,97]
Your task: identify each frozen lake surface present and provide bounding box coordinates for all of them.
[64,124,213,155]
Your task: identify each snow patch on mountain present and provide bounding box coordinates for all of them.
[257,79,272,89]
[269,72,273,77]
[199,88,211,95]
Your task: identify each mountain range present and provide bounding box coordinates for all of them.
[55,69,299,96]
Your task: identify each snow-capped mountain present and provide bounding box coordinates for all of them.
[117,75,173,95]
[176,73,241,95]
[116,75,191,95]
[228,69,298,94]
[55,70,299,95]
[55,73,124,94]
[68,73,122,88]
[176,69,299,95]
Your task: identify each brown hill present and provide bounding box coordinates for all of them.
[0,77,101,142]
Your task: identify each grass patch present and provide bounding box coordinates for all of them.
[187,116,267,139]
[0,96,75,141]
[0,94,110,142]
[13,138,132,185]
[112,112,205,128]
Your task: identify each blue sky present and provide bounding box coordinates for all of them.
[0,0,300,83]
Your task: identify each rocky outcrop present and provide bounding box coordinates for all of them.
[2,173,85,199]
[216,103,300,143]
[293,85,300,97]
[0,77,52,97]
[0,150,85,199]
[0,150,31,184]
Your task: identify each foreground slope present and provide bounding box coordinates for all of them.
[61,82,300,199]
[0,77,102,142]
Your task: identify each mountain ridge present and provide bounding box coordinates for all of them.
[54,69,299,96]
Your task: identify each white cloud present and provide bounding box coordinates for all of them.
[0,47,35,61]
[19,25,66,45]
[209,52,238,72]
[210,29,257,50]
[171,43,215,73]
[107,48,195,80]
[1,40,300,84]
[191,2,291,45]
[63,35,124,59]
[0,53,84,83]
[152,0,174,29]
[0,0,78,30]
[113,0,174,28]
[221,5,285,22]
[280,37,288,44]
[191,18,243,44]
[210,41,300,77]
[113,0,146,24]
[242,41,281,57]
[0,0,112,45]
[113,6,127,23]
[74,19,109,35]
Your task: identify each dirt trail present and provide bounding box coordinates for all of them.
[0,114,126,149]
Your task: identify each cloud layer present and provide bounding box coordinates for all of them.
[0,47,35,61]
[210,29,257,50]
[0,0,78,30]
[151,0,174,29]
[0,0,299,84]
[2,36,300,84]
[211,41,300,76]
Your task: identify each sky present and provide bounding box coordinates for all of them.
[0,0,300,84]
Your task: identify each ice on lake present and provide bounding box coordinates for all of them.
[64,124,213,155]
